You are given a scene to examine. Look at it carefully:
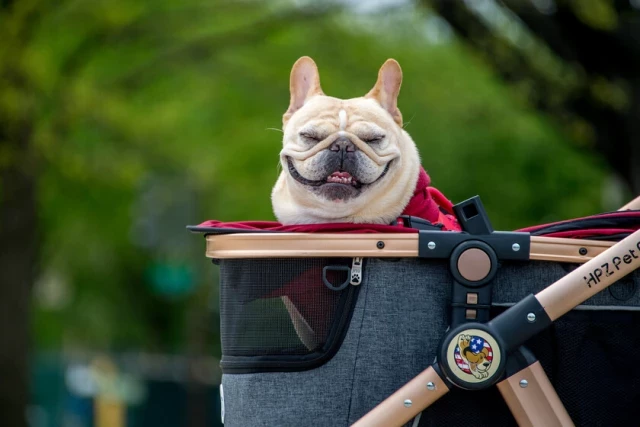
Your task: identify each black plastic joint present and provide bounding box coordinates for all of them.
[449,241,499,287]
[417,231,531,260]
[503,347,538,378]
[393,215,443,231]
[453,196,494,235]
[487,294,551,353]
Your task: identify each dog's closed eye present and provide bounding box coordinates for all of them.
[299,131,324,144]
[359,134,385,144]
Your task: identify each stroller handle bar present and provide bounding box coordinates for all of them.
[536,228,640,320]
[620,195,640,210]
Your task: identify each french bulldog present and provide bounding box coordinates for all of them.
[271,56,421,225]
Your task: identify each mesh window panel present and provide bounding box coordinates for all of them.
[218,257,360,373]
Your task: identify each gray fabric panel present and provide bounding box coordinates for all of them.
[346,259,451,424]
[221,257,640,426]
[493,261,640,307]
[220,264,370,427]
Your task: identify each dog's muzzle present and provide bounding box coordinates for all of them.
[330,136,357,170]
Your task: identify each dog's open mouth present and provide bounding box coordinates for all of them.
[326,171,358,186]
[286,157,391,190]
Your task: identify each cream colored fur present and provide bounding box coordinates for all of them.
[272,57,420,225]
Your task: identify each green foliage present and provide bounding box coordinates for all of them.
[1,0,609,353]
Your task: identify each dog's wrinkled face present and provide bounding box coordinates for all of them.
[283,96,400,201]
[272,57,420,225]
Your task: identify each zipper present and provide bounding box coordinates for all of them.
[350,257,363,285]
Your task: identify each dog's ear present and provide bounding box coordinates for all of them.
[283,56,324,125]
[366,59,403,126]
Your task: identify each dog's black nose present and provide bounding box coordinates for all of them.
[330,136,356,153]
[483,362,490,367]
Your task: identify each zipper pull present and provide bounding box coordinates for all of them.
[350,257,363,286]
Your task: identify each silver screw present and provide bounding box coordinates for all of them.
[519,379,528,388]
[426,382,436,391]
[527,313,536,323]
[428,241,436,250]
[404,399,412,407]
[512,243,520,252]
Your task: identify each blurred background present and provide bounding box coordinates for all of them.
[1,0,638,426]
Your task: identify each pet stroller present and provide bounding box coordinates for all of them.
[189,194,640,427]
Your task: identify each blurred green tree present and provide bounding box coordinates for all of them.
[0,0,612,424]
[429,0,640,193]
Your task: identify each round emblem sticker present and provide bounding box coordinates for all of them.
[446,328,501,384]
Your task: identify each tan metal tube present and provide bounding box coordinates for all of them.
[497,361,574,427]
[206,233,615,263]
[620,195,640,210]
[351,367,449,427]
[529,236,613,263]
[206,233,419,258]
[536,229,640,321]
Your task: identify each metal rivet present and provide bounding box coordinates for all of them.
[519,379,528,388]
[428,241,436,250]
[376,241,385,249]
[403,399,412,407]
[527,313,536,323]
[512,243,520,252]
[579,247,588,256]
[426,382,436,391]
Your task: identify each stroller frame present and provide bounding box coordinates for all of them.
[202,195,640,427]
